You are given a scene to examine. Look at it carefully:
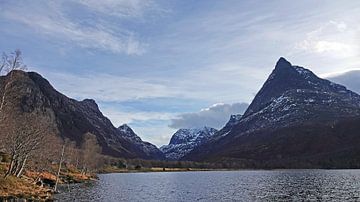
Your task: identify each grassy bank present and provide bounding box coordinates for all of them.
[0,163,95,201]
[0,163,52,200]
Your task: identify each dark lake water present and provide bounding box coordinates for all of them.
[55,170,360,201]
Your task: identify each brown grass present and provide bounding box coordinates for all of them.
[0,163,52,200]
[0,162,94,200]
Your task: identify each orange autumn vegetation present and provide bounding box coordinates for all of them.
[0,162,94,200]
[0,163,52,200]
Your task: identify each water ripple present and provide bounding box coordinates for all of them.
[55,170,360,201]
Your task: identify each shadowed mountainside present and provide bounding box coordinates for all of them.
[0,70,163,160]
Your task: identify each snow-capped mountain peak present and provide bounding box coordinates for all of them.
[182,58,360,165]
[160,126,218,160]
[169,126,217,145]
[244,57,360,117]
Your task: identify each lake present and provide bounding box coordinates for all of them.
[55,170,360,201]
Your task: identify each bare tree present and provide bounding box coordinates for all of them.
[3,124,47,178]
[54,144,65,192]
[0,49,27,111]
[64,141,81,170]
[0,53,7,74]
[28,134,62,184]
[80,133,102,175]
[1,112,54,178]
[0,49,27,75]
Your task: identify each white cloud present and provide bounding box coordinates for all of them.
[1,1,148,55]
[169,102,249,129]
[43,71,182,102]
[100,105,175,127]
[314,41,352,53]
[35,64,263,105]
[295,21,358,58]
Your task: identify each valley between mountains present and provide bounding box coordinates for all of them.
[1,57,360,169]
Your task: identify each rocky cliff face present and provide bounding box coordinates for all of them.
[183,58,360,168]
[160,127,217,160]
[0,70,163,160]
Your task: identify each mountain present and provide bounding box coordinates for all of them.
[184,58,360,168]
[160,127,217,160]
[0,70,163,160]
[117,124,164,160]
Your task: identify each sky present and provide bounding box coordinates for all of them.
[0,0,359,147]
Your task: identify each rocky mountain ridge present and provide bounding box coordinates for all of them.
[0,70,163,160]
[183,58,360,168]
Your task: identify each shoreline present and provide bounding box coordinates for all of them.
[99,167,360,174]
[0,163,95,201]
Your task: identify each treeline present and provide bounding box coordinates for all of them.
[100,157,237,170]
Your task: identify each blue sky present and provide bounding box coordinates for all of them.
[1,0,359,146]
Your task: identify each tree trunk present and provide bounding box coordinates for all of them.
[75,158,79,170]
[54,145,65,192]
[16,154,28,177]
[4,154,15,178]
[11,158,19,176]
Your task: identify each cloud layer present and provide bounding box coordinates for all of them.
[327,70,360,94]
[0,1,158,55]
[169,103,249,129]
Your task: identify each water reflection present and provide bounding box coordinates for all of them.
[55,170,360,201]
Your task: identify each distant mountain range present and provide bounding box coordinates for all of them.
[0,71,163,160]
[2,58,360,168]
[182,58,360,168]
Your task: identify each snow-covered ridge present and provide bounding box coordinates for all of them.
[160,126,218,160]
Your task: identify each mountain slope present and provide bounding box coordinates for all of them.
[160,127,217,160]
[0,70,163,160]
[117,124,165,160]
[184,58,360,168]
